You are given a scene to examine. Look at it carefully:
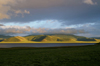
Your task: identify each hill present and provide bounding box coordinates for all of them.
[50,34,96,41]
[3,36,28,42]
[0,35,12,42]
[25,35,75,42]
[91,37,100,39]
[24,34,96,42]
[1,34,97,43]
[0,35,12,39]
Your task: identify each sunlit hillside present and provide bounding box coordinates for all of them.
[0,34,99,43]
[49,34,96,41]
[3,36,28,42]
[25,35,76,42]
[24,34,98,43]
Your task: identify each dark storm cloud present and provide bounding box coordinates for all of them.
[0,0,100,25]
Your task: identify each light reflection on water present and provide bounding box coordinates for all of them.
[0,43,95,48]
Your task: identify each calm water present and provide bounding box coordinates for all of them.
[0,43,95,48]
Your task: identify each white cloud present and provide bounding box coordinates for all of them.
[83,0,97,5]
[0,25,85,36]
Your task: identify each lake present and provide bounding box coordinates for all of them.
[0,43,95,48]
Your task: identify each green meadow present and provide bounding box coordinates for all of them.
[0,45,100,66]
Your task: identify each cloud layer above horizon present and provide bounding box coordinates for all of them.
[0,25,86,36]
[0,0,100,37]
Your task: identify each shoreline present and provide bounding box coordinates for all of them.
[0,41,98,44]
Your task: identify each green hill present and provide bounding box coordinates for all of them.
[0,35,12,42]
[91,37,100,39]
[25,34,96,42]
[3,36,28,42]
[0,38,4,42]
[45,34,96,41]
[25,35,73,42]
[1,34,97,42]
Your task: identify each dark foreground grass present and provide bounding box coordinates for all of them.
[0,45,100,66]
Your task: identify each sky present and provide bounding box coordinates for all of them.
[0,0,100,37]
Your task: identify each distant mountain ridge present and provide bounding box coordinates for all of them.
[25,34,96,42]
[1,34,97,42]
[3,36,28,42]
[91,37,100,39]
[0,35,12,39]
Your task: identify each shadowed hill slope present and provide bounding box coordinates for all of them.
[3,36,28,42]
[25,34,96,42]
[91,37,100,39]
[25,35,59,41]
[25,35,77,42]
[0,35,12,42]
[2,34,97,42]
[0,35,12,39]
[49,34,96,41]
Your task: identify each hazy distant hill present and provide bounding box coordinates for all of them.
[25,35,73,42]
[3,36,28,42]
[1,34,96,42]
[24,34,96,42]
[0,35,12,39]
[91,37,100,39]
[45,34,96,41]
[0,35,12,42]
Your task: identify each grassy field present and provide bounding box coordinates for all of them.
[0,45,100,66]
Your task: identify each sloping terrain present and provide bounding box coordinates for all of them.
[24,35,80,42]
[25,35,73,42]
[1,34,97,42]
[25,34,96,42]
[0,38,4,42]
[49,34,96,41]
[25,36,35,41]
[0,35,12,39]
[25,35,58,41]
[3,36,28,42]
[41,35,69,42]
[91,37,100,39]
[0,35,12,42]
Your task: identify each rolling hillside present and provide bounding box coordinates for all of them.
[0,35,12,39]
[91,37,100,39]
[25,35,74,42]
[1,34,98,42]
[24,34,96,42]
[48,34,96,41]
[0,35,12,42]
[3,36,28,42]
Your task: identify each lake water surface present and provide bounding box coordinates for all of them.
[0,43,95,48]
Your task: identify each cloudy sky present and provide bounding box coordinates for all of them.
[0,0,100,37]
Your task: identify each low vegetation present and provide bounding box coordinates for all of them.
[95,42,100,45]
[2,36,28,42]
[0,45,100,66]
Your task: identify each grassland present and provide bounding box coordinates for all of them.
[0,45,100,66]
